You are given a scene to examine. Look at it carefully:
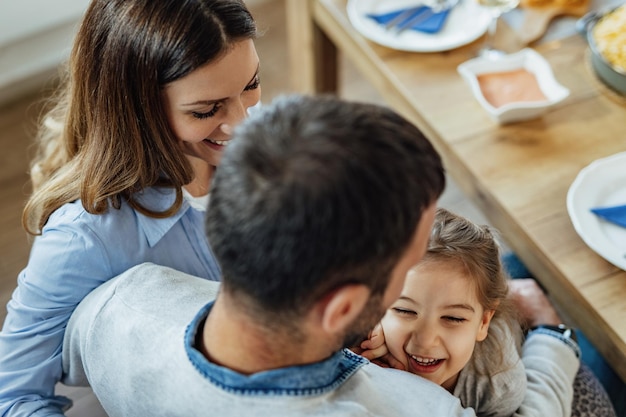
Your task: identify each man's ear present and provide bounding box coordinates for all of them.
[316,284,371,335]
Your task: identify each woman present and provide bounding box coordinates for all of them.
[0,0,260,415]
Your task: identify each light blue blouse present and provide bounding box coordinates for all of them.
[0,187,221,416]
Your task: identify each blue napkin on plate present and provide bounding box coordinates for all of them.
[590,204,626,228]
[367,6,452,34]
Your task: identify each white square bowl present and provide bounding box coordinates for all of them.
[457,48,570,124]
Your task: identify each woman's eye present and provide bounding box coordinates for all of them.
[192,103,221,119]
[244,76,260,91]
[392,307,417,317]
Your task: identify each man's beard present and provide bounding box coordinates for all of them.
[341,292,386,349]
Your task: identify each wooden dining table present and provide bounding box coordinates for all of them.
[286,0,626,382]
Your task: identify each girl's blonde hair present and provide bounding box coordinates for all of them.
[425,207,522,375]
[23,0,256,235]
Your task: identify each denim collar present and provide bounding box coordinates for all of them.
[184,302,367,396]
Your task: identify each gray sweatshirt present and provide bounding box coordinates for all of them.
[62,263,579,417]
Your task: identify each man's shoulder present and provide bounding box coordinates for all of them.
[353,362,448,389]
[113,262,219,293]
[338,363,465,416]
[79,263,219,325]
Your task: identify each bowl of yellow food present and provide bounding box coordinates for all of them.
[579,3,626,95]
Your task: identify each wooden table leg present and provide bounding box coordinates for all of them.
[286,0,338,94]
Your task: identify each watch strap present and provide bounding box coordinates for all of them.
[528,324,581,358]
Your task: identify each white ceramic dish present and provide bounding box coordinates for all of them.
[567,152,626,270]
[346,0,491,52]
[457,48,570,124]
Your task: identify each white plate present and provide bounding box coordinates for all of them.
[347,0,492,52]
[567,152,626,270]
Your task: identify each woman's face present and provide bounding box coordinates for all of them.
[162,39,261,170]
[380,259,494,392]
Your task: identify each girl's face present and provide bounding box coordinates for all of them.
[381,259,494,392]
[162,39,261,172]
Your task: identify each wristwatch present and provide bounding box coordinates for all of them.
[530,324,578,343]
[528,324,580,358]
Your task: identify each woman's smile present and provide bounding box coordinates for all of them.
[204,138,230,149]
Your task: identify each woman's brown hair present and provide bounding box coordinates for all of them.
[23,0,256,234]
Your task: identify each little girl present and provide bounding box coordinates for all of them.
[360,207,525,417]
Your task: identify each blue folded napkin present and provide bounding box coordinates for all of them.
[367,6,452,34]
[590,204,626,228]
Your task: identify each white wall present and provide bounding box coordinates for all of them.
[0,0,90,105]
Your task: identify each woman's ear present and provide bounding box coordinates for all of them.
[316,284,371,335]
[476,309,496,342]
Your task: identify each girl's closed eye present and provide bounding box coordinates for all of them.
[392,307,417,317]
[442,316,466,323]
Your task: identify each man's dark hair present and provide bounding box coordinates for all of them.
[206,94,445,320]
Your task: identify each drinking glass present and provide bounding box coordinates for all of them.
[477,0,520,58]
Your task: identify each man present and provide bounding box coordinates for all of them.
[62,95,579,416]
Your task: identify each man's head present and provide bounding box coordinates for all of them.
[206,94,445,346]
